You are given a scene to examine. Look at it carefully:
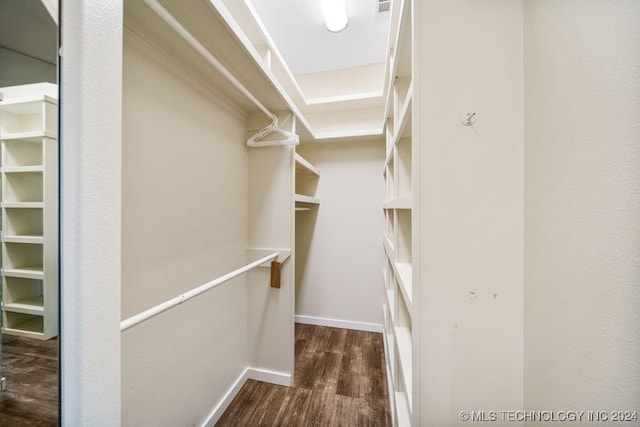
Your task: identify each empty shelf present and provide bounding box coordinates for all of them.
[4,295,45,316]
[2,266,45,280]
[1,234,45,244]
[394,262,413,309]
[1,202,44,208]
[294,194,320,205]
[2,317,44,339]
[394,326,413,410]
[383,194,412,209]
[294,153,320,176]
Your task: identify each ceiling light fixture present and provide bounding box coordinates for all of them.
[321,0,348,33]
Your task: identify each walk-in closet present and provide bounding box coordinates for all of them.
[10,0,635,425]
[0,1,59,425]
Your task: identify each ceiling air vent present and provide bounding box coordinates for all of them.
[377,0,391,14]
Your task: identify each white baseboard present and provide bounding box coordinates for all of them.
[247,367,292,386]
[199,315,380,426]
[295,314,383,333]
[200,368,250,427]
[200,366,292,426]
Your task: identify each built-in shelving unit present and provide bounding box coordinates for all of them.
[0,86,58,340]
[382,0,414,424]
[294,153,320,212]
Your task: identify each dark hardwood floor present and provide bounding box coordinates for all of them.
[217,323,391,426]
[0,335,58,426]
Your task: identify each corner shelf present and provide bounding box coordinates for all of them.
[0,84,58,340]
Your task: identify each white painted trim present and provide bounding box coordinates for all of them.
[306,90,384,105]
[295,315,384,333]
[199,366,292,426]
[200,368,250,427]
[247,368,292,386]
[314,128,384,140]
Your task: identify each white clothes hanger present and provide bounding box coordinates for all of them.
[247,113,300,147]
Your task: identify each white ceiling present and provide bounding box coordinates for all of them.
[247,0,391,76]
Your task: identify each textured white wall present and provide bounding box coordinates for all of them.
[415,0,524,424]
[121,30,250,426]
[295,140,385,328]
[60,0,122,424]
[524,0,640,417]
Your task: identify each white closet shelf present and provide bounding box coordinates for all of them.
[2,266,45,280]
[2,317,44,339]
[1,166,45,173]
[383,302,392,334]
[386,338,396,385]
[383,0,411,119]
[294,153,320,176]
[1,84,58,341]
[392,0,412,79]
[294,194,320,205]
[383,194,412,210]
[394,89,413,143]
[0,130,56,140]
[4,296,44,316]
[386,289,396,324]
[0,95,57,110]
[305,90,383,107]
[384,145,394,169]
[1,202,44,208]
[382,0,413,423]
[313,127,384,141]
[395,391,412,427]
[385,331,396,373]
[383,78,394,124]
[1,234,44,244]
[394,262,413,310]
[394,325,413,410]
[383,235,395,259]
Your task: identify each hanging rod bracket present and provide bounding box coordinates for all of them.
[246,248,291,267]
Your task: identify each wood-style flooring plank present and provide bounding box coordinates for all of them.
[0,335,58,426]
[216,324,391,426]
[272,386,312,426]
